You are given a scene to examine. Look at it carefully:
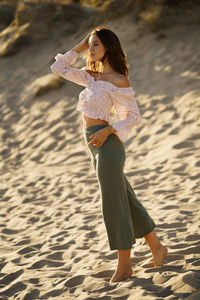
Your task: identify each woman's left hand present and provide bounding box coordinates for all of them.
[88,127,110,147]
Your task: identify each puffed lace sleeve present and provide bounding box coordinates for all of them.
[50,50,89,87]
[110,88,142,143]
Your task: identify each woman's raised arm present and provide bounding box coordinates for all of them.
[50,33,91,87]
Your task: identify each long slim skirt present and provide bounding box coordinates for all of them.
[83,124,156,250]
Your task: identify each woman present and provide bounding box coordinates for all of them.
[51,26,168,283]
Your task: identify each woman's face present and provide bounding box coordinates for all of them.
[88,34,107,62]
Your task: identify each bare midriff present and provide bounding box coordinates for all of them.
[82,113,109,129]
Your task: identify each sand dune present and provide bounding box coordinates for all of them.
[0,3,200,299]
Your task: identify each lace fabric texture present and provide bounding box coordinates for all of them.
[51,50,142,143]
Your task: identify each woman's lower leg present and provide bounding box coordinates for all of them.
[117,249,131,269]
[144,229,168,266]
[110,249,134,283]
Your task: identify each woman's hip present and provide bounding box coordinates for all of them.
[83,124,125,159]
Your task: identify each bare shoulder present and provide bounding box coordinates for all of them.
[112,74,131,88]
[82,69,130,87]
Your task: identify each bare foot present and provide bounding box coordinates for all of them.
[152,244,168,267]
[110,266,134,283]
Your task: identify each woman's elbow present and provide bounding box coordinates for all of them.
[51,62,59,74]
[51,62,56,72]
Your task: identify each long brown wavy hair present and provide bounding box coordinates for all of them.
[81,26,130,78]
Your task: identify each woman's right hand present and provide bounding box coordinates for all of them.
[79,32,92,50]
[71,32,92,53]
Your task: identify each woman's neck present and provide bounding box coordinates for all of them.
[100,57,116,74]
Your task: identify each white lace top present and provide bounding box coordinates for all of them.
[51,50,142,143]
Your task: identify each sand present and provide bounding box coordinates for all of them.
[0,8,200,300]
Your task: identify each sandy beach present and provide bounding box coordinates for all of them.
[0,1,200,299]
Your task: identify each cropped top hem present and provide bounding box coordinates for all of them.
[51,49,142,143]
[76,107,111,122]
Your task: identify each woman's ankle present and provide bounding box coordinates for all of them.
[117,249,131,270]
[144,230,162,252]
[117,263,132,271]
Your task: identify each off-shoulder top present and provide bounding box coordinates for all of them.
[50,50,142,143]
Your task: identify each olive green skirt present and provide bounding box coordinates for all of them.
[83,124,156,250]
